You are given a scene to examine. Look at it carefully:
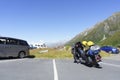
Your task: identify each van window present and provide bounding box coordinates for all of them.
[7,39,18,45]
[19,40,28,46]
[0,39,6,44]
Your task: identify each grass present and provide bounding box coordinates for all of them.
[30,48,112,59]
[100,51,113,57]
[30,48,73,59]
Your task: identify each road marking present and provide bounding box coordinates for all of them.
[0,60,17,63]
[0,59,25,63]
[53,59,58,80]
[100,62,120,68]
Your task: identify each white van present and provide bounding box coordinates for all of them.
[0,37,30,58]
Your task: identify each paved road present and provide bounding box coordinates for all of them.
[0,59,120,80]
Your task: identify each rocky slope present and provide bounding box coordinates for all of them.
[66,12,120,46]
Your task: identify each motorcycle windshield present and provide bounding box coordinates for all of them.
[90,45,100,50]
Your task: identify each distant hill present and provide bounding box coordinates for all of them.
[66,12,120,46]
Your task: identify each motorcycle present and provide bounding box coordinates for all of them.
[71,45,83,63]
[71,45,102,67]
[80,45,102,67]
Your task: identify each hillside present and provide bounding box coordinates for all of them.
[66,12,120,46]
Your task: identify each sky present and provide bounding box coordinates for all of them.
[0,0,120,44]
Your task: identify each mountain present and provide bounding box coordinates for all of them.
[66,12,120,46]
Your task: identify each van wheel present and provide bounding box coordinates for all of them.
[18,52,25,58]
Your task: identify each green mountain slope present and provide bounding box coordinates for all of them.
[66,12,120,46]
[100,31,120,46]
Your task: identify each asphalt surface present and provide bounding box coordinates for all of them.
[0,58,120,80]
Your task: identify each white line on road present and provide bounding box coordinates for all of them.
[0,59,26,63]
[0,59,18,63]
[53,59,58,80]
[100,62,120,68]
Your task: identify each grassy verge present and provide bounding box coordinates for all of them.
[100,51,113,57]
[30,48,73,59]
[30,48,112,59]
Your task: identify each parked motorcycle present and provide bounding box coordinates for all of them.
[80,45,102,67]
[71,46,81,63]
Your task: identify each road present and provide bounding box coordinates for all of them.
[0,59,120,80]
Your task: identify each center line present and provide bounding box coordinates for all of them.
[53,59,58,80]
